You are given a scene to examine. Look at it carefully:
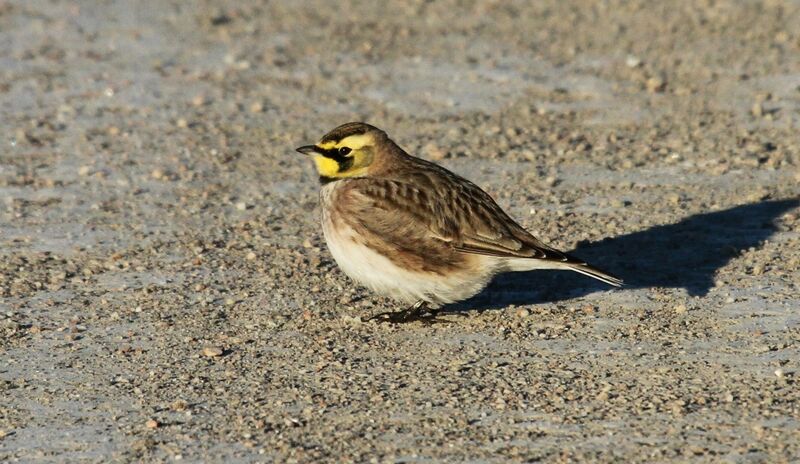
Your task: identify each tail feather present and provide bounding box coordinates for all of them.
[564,263,623,287]
[506,257,623,287]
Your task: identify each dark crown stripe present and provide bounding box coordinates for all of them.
[320,122,381,143]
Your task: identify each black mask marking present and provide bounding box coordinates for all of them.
[317,147,354,172]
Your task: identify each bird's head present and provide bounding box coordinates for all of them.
[296,122,388,182]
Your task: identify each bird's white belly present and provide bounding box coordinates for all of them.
[322,219,491,307]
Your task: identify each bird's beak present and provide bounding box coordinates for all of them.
[296,145,320,155]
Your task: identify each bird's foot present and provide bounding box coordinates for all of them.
[362,302,449,325]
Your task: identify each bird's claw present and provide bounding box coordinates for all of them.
[362,306,449,325]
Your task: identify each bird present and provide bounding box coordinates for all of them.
[296,122,622,323]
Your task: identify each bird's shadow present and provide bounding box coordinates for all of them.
[446,198,799,312]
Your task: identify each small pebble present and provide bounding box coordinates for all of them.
[249,101,264,113]
[625,55,642,68]
[646,76,666,93]
[751,101,763,117]
[245,251,257,260]
[674,304,687,314]
[203,346,223,357]
[774,369,784,378]
[145,419,159,429]
[235,202,247,211]
[171,399,188,411]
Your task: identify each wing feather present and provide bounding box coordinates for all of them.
[342,162,571,265]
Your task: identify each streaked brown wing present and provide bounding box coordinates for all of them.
[344,165,571,264]
[335,179,471,274]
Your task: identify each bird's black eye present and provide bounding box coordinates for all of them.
[338,147,352,156]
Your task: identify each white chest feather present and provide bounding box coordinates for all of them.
[322,219,420,301]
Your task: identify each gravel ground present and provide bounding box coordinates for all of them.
[1,1,800,462]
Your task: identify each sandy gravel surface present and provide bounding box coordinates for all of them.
[1,0,800,462]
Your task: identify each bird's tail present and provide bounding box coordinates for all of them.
[563,262,623,287]
[507,257,623,287]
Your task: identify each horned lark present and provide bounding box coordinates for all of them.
[296,122,622,323]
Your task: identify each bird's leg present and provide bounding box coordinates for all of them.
[363,301,443,324]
